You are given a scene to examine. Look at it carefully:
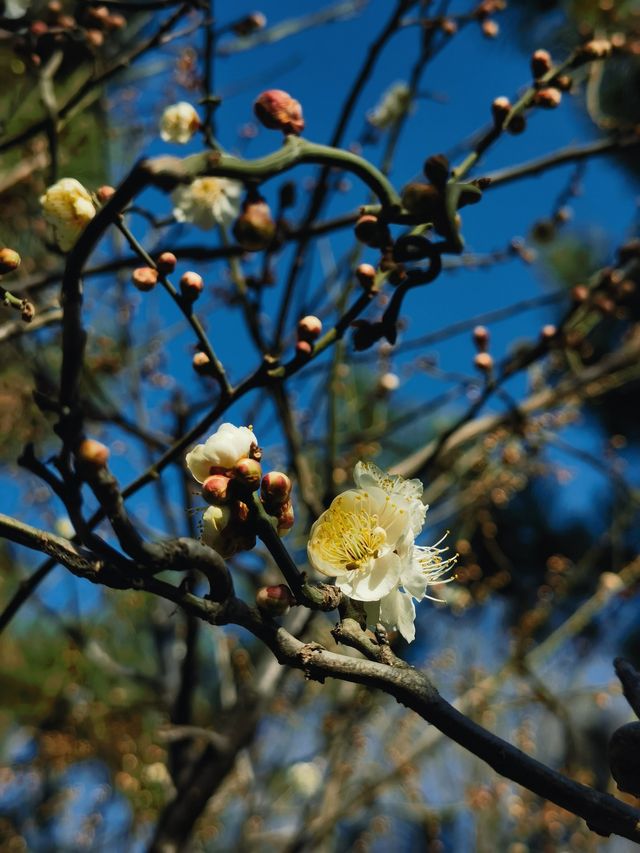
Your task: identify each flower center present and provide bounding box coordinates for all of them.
[313,497,388,571]
[191,178,224,203]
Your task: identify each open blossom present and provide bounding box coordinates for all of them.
[172,177,242,230]
[307,461,456,641]
[40,178,96,251]
[186,423,258,483]
[159,101,200,143]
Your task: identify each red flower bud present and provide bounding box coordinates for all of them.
[132,267,158,292]
[261,471,292,505]
[276,499,295,534]
[192,352,211,374]
[256,584,295,615]
[202,474,231,504]
[233,457,262,490]
[254,89,304,136]
[506,114,526,135]
[295,340,313,357]
[232,11,267,36]
[354,214,390,248]
[157,252,177,274]
[180,271,204,301]
[474,352,494,372]
[534,88,562,109]
[96,185,115,203]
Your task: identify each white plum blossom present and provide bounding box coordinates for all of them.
[367,81,411,130]
[159,101,200,144]
[307,461,456,642]
[201,504,232,554]
[172,177,243,230]
[40,178,96,251]
[186,423,258,482]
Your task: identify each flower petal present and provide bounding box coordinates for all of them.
[336,551,401,601]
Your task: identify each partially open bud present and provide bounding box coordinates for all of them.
[232,11,266,36]
[202,474,231,505]
[254,89,304,136]
[297,315,322,342]
[356,263,376,291]
[256,583,295,615]
[534,88,562,109]
[157,251,177,274]
[233,457,262,490]
[77,438,109,468]
[531,49,552,78]
[160,102,201,144]
[261,471,292,505]
[609,722,640,797]
[354,215,390,249]
[233,199,276,251]
[193,352,211,375]
[180,271,204,301]
[0,248,21,275]
[491,97,511,125]
[474,352,494,372]
[401,182,441,221]
[132,267,158,292]
[473,325,490,351]
[96,185,115,203]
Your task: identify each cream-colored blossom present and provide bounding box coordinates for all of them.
[353,460,427,535]
[186,423,258,483]
[160,101,200,144]
[367,81,411,129]
[201,504,232,554]
[40,178,96,251]
[172,177,242,230]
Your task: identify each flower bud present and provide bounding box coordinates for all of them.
[540,324,557,342]
[422,154,449,189]
[96,185,115,203]
[157,251,177,274]
[233,457,262,490]
[256,584,294,615]
[473,325,490,351]
[232,11,267,36]
[193,352,211,374]
[474,352,494,372]
[609,722,640,797]
[202,474,231,505]
[531,49,552,78]
[440,18,457,36]
[377,372,400,393]
[356,263,376,291]
[491,96,511,125]
[254,89,304,136]
[295,339,313,357]
[86,29,104,48]
[30,20,48,37]
[354,215,390,249]
[0,248,21,275]
[261,471,292,504]
[276,499,295,534]
[77,438,109,468]
[506,114,526,135]
[574,39,612,64]
[555,74,572,92]
[297,315,322,342]
[400,182,441,221]
[180,271,204,301]
[132,267,158,292]
[571,285,588,304]
[534,88,562,109]
[481,19,499,38]
[105,13,126,30]
[233,200,276,251]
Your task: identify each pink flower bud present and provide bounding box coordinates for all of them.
[86,28,104,48]
[132,267,158,292]
[540,324,557,341]
[157,251,177,274]
[534,88,562,109]
[256,584,295,615]
[180,271,204,301]
[233,200,276,251]
[531,49,552,78]
[202,474,231,504]
[297,315,322,342]
[0,248,21,275]
[30,20,48,37]
[232,11,267,36]
[491,96,511,125]
[105,13,125,30]
[481,19,499,38]
[356,263,376,290]
[254,89,304,136]
[295,339,313,357]
[474,352,494,372]
[276,499,295,534]
[193,352,211,374]
[233,457,262,490]
[261,471,292,504]
[96,185,115,203]
[473,325,490,351]
[77,438,109,468]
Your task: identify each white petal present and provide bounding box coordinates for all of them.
[337,551,401,601]
[185,444,212,483]
[380,588,417,643]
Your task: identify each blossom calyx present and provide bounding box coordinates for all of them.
[233,200,276,252]
[254,89,304,136]
[0,248,21,275]
[256,584,294,616]
[160,102,200,144]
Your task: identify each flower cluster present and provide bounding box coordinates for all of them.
[307,462,455,642]
[172,177,243,230]
[186,423,293,558]
[40,178,97,251]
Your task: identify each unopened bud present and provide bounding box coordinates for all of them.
[202,474,231,505]
[21,301,35,323]
[180,271,204,301]
[474,352,494,372]
[540,324,557,341]
[232,11,266,36]
[0,248,21,274]
[400,182,441,221]
[276,499,295,534]
[193,351,211,374]
[105,13,125,30]
[261,471,292,504]
[423,154,449,189]
[506,113,526,135]
[574,39,612,64]
[157,251,177,274]
[534,88,562,109]
[378,372,400,393]
[571,284,589,303]
[233,200,276,251]
[86,28,104,48]
[77,438,109,468]
[356,263,376,290]
[30,20,48,37]
[233,457,262,490]
[132,267,158,292]
[297,315,322,341]
[256,583,294,615]
[96,185,115,203]
[354,214,390,249]
[555,74,572,92]
[481,19,499,38]
[531,49,552,78]
[473,325,490,351]
[295,339,313,357]
[254,89,304,136]
[440,17,457,36]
